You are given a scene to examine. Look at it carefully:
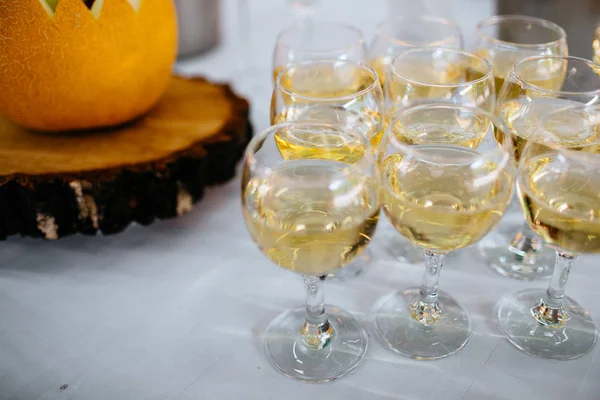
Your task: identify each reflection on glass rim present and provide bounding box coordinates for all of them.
[376,14,462,48]
[511,55,600,97]
[384,103,512,166]
[275,59,379,101]
[476,15,567,49]
[390,47,493,88]
[245,121,372,173]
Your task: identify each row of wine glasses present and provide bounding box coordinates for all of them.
[496,56,600,360]
[243,104,515,382]
[243,121,377,383]
[272,15,570,280]
[241,13,600,383]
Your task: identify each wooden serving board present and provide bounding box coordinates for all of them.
[0,76,252,240]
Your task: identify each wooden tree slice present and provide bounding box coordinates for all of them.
[0,76,252,239]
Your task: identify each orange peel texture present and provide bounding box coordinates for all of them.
[0,0,178,132]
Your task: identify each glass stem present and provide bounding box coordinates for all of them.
[532,251,576,327]
[410,250,444,326]
[300,275,334,350]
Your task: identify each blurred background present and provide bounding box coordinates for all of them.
[175,0,598,63]
[175,0,600,130]
[391,0,598,57]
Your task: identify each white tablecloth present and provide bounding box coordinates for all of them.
[1,1,599,399]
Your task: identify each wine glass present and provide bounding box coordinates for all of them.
[273,23,367,83]
[474,15,568,97]
[474,15,567,276]
[242,121,379,381]
[482,56,598,281]
[386,47,495,112]
[272,60,384,144]
[497,103,600,360]
[373,104,515,359]
[271,60,384,280]
[381,48,494,264]
[368,15,463,86]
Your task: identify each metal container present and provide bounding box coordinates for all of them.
[175,0,221,58]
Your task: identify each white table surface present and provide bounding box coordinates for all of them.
[1,1,599,399]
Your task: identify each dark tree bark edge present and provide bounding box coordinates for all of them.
[0,78,252,240]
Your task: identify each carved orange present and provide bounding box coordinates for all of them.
[0,0,177,132]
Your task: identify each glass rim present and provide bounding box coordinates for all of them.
[390,47,493,88]
[274,59,380,102]
[375,14,463,48]
[475,15,567,50]
[532,104,600,161]
[275,22,366,54]
[244,120,373,174]
[384,103,513,166]
[510,55,600,97]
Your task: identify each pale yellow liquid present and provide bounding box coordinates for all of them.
[371,56,488,85]
[377,55,493,110]
[275,62,375,98]
[387,60,463,100]
[385,106,493,149]
[496,72,566,99]
[381,146,514,252]
[243,160,380,276]
[272,63,383,151]
[473,49,512,97]
[272,107,383,158]
[500,98,600,163]
[494,74,507,97]
[518,153,600,254]
[475,48,568,96]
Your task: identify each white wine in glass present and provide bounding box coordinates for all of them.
[368,15,463,86]
[474,15,568,97]
[385,105,491,149]
[270,60,384,281]
[272,60,385,150]
[373,104,515,360]
[242,121,379,381]
[385,47,495,112]
[497,105,600,360]
[272,110,376,163]
[519,151,600,253]
[381,147,513,253]
[500,97,600,163]
[479,54,583,282]
[243,160,380,276]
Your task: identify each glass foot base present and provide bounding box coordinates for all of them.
[264,305,368,383]
[372,289,471,360]
[497,289,598,360]
[479,229,555,281]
